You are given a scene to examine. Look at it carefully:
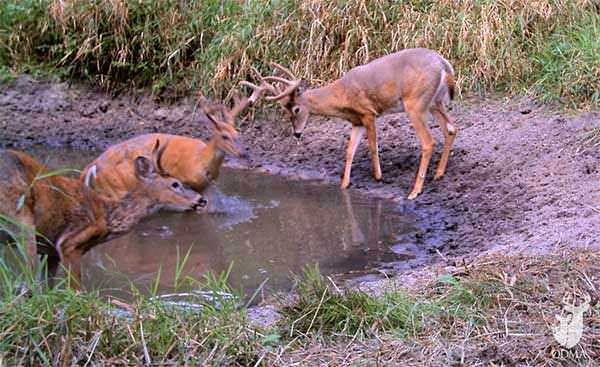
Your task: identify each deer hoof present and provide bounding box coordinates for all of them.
[433,171,444,180]
[407,190,420,200]
[340,180,351,189]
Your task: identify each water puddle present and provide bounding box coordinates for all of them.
[10,147,426,298]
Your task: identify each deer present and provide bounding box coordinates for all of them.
[0,140,207,289]
[261,48,458,199]
[81,81,269,202]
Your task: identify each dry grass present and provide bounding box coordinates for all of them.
[2,216,599,365]
[0,0,599,107]
[268,248,600,366]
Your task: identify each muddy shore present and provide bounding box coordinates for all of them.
[1,76,599,272]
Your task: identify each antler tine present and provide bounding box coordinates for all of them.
[225,77,274,122]
[196,95,224,127]
[239,80,268,104]
[270,62,297,81]
[262,77,301,102]
[151,139,168,175]
[226,94,249,123]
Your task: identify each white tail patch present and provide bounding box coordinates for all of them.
[84,165,97,187]
[435,69,450,105]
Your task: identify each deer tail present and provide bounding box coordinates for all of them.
[439,56,455,101]
[445,73,455,101]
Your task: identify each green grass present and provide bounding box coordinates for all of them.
[279,265,504,340]
[0,0,599,107]
[0,219,262,365]
[2,219,599,365]
[531,13,600,108]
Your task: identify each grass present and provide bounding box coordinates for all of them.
[0,0,599,107]
[2,214,600,365]
[281,265,426,338]
[0,220,263,365]
[277,251,600,365]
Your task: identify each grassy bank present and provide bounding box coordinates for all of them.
[1,234,599,365]
[0,0,599,107]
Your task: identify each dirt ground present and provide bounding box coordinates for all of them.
[1,76,599,269]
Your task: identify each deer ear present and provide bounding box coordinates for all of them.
[134,156,157,179]
[83,164,97,188]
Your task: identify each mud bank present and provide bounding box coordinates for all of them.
[1,76,599,271]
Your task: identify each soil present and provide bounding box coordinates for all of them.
[1,75,599,271]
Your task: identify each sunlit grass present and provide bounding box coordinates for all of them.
[0,0,598,107]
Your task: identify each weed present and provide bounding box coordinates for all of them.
[0,1,598,106]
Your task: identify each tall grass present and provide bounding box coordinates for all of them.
[0,0,598,106]
[0,221,262,365]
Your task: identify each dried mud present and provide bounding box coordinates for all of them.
[1,76,598,272]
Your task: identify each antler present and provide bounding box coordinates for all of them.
[197,79,269,127]
[151,139,168,175]
[262,62,301,102]
[228,80,269,120]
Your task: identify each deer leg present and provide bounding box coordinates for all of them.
[431,104,458,180]
[56,226,100,290]
[341,126,366,189]
[406,107,436,200]
[61,249,83,291]
[363,116,382,181]
[15,209,38,275]
[46,255,60,288]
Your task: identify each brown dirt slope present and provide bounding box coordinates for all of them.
[1,76,598,262]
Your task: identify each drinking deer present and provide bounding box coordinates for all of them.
[262,48,457,199]
[0,141,207,289]
[81,82,268,202]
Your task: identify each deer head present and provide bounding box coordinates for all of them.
[198,81,269,158]
[262,62,310,138]
[133,140,208,212]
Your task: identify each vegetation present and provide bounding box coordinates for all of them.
[0,0,598,107]
[1,220,599,365]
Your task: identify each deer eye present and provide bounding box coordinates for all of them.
[171,181,181,189]
[292,106,301,115]
[222,135,230,140]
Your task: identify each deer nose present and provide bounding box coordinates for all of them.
[193,197,208,211]
[293,132,302,139]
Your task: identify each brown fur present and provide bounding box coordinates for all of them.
[264,48,458,199]
[0,144,205,289]
[80,83,268,202]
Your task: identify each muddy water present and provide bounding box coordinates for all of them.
[23,148,422,297]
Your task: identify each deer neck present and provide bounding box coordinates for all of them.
[303,81,352,119]
[104,188,155,235]
[204,137,225,178]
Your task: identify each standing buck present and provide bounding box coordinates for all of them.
[0,141,206,289]
[263,48,457,199]
[81,82,268,201]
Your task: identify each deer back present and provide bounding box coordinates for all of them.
[338,48,454,113]
[0,149,96,246]
[82,134,212,201]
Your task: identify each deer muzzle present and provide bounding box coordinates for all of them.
[192,197,208,212]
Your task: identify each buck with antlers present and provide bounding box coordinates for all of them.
[263,48,457,199]
[81,82,268,202]
[0,141,206,289]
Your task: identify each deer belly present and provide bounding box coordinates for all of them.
[381,100,405,115]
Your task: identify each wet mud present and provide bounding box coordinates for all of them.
[1,76,599,276]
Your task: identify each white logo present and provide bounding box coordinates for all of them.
[551,294,590,349]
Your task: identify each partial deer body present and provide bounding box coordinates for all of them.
[0,142,206,289]
[81,82,267,202]
[264,48,457,199]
